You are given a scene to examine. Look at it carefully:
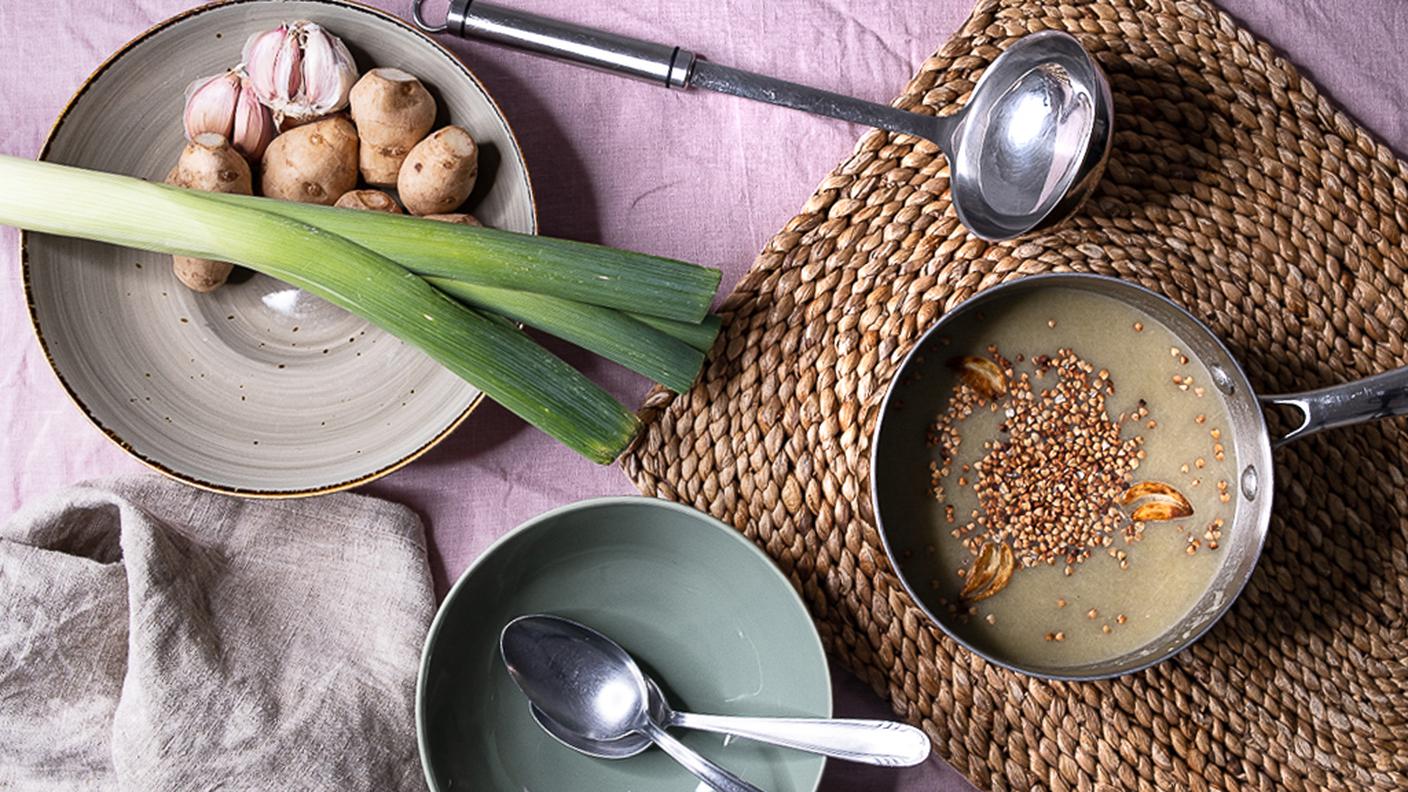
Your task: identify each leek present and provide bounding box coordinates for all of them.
[0,156,639,463]
[203,191,719,322]
[631,312,722,352]
[428,278,704,392]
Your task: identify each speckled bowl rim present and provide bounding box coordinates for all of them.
[21,0,538,499]
[415,495,834,792]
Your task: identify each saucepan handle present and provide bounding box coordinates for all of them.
[1260,365,1408,446]
[413,0,697,88]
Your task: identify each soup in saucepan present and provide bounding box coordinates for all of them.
[878,286,1238,670]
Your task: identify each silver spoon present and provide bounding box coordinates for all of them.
[413,2,1113,241]
[531,675,931,766]
[500,614,763,792]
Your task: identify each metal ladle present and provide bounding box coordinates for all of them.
[412,2,1113,241]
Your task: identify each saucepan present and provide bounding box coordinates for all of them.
[870,273,1408,679]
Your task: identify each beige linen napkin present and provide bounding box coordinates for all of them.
[0,475,434,791]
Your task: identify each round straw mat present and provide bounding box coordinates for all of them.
[624,0,1408,788]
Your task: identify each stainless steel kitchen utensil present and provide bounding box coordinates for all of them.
[530,675,930,766]
[871,272,1408,679]
[500,614,763,792]
[411,1,1113,241]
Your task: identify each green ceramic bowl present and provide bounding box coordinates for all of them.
[416,497,831,792]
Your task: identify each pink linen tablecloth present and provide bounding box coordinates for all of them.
[2,1,1404,790]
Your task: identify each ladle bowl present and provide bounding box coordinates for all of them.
[947,33,1112,240]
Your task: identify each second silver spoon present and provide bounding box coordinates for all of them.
[531,676,931,766]
[501,614,763,792]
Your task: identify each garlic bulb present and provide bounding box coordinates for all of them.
[242,21,358,125]
[183,71,276,161]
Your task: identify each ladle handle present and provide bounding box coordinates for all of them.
[640,720,764,792]
[689,61,950,146]
[428,0,696,87]
[1261,365,1408,446]
[414,1,949,144]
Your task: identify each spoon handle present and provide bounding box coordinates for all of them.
[670,712,932,767]
[640,720,764,792]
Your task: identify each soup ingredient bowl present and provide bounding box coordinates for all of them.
[23,0,534,496]
[871,273,1408,679]
[416,497,832,792]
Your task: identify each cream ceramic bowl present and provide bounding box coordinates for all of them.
[24,0,535,496]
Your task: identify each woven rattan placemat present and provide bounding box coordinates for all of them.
[624,0,1408,788]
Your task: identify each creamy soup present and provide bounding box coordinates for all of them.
[886,287,1237,669]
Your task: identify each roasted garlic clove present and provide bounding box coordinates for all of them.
[947,355,1008,399]
[1120,480,1193,521]
[960,541,1015,602]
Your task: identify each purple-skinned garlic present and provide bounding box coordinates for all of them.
[231,78,277,161]
[183,72,239,141]
[243,26,291,104]
[183,71,276,161]
[242,21,358,125]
